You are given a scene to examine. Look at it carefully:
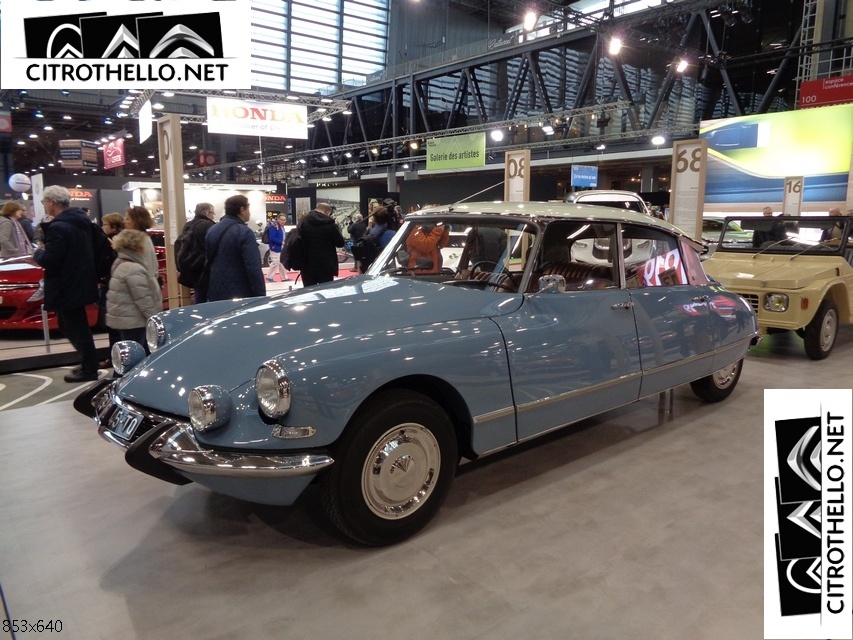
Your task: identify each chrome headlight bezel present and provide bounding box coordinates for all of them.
[146,315,167,352]
[188,385,232,432]
[112,340,147,375]
[764,293,789,313]
[255,358,291,418]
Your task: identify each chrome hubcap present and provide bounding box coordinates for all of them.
[712,361,739,389]
[820,309,838,351]
[362,424,440,520]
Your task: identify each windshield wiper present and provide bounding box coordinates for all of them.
[787,238,843,260]
[751,237,790,258]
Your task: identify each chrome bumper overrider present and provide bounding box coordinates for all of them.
[149,423,335,478]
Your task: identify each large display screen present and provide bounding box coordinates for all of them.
[700,103,853,204]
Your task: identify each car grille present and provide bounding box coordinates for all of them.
[94,383,185,447]
[741,293,760,314]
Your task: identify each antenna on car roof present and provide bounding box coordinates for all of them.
[452,181,506,206]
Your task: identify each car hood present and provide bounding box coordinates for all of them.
[705,254,839,289]
[0,257,41,285]
[117,276,523,413]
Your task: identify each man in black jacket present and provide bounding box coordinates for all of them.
[176,202,216,302]
[299,203,345,286]
[34,185,100,382]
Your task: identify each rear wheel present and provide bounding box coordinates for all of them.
[803,299,838,360]
[690,359,743,402]
[320,390,458,546]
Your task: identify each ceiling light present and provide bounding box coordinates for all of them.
[189,144,198,150]
[523,11,538,32]
[345,151,352,158]
[34,110,44,118]
[608,37,623,55]
[409,140,420,149]
[676,59,688,73]
[119,103,131,109]
[322,116,331,121]
[16,140,25,145]
[321,155,329,162]
[596,143,606,150]
[161,91,175,97]
[371,147,379,155]
[321,98,333,103]
[62,115,72,120]
[542,125,554,135]
[651,135,666,145]
[253,149,262,154]
[43,125,53,130]
[28,133,38,139]
[342,109,352,115]
[151,102,165,110]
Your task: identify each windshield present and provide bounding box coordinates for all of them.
[365,216,538,292]
[718,217,852,255]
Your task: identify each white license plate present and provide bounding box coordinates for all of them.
[108,406,142,439]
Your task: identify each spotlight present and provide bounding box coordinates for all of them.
[595,143,606,151]
[490,129,504,142]
[409,140,420,150]
[523,11,538,32]
[651,135,666,146]
[676,59,688,73]
[608,37,623,55]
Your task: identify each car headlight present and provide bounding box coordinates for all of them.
[255,358,291,418]
[188,385,232,432]
[764,293,789,312]
[146,315,167,352]
[112,340,147,375]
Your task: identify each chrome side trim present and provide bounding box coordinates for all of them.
[515,371,643,414]
[472,405,515,425]
[150,423,334,478]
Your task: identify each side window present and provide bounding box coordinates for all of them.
[679,237,710,285]
[534,221,618,290]
[622,225,688,288]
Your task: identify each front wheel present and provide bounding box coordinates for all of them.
[803,299,838,360]
[320,390,458,546]
[690,358,743,402]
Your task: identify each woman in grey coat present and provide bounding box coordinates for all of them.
[106,229,163,350]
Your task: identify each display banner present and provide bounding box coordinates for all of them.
[504,149,530,202]
[799,75,853,109]
[59,139,99,170]
[157,115,188,307]
[669,138,707,241]
[206,97,308,139]
[138,100,153,144]
[571,164,598,188]
[0,0,251,90]
[426,133,486,171]
[782,176,804,217]
[764,389,852,639]
[103,138,125,170]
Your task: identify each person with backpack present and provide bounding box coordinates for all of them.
[33,185,100,382]
[264,214,290,283]
[298,202,345,286]
[175,202,216,302]
[106,229,163,353]
[354,206,396,273]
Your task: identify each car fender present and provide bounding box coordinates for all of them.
[193,317,517,455]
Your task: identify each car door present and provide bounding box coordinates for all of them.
[490,221,642,442]
[621,224,717,397]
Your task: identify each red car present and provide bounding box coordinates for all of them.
[0,231,167,331]
[0,256,99,330]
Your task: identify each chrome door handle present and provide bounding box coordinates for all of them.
[611,301,634,309]
[692,295,710,302]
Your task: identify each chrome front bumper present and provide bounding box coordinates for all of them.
[92,382,334,480]
[149,423,334,478]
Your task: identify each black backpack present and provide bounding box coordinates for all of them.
[91,224,116,281]
[175,220,207,287]
[352,233,381,269]
[261,223,271,244]
[283,225,304,270]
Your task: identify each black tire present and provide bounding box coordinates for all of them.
[690,358,743,402]
[320,390,458,546]
[803,299,838,360]
[262,250,270,267]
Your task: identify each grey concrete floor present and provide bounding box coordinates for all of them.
[1,327,851,640]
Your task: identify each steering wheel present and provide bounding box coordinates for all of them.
[469,260,518,290]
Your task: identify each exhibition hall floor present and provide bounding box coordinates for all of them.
[1,328,851,640]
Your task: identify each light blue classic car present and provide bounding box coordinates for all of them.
[76,202,759,546]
